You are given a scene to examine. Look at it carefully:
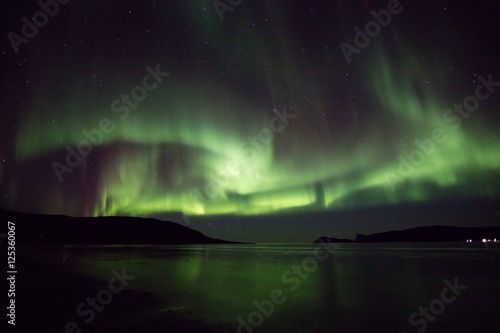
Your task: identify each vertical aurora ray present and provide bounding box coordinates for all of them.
[14,47,500,217]
[4,1,500,219]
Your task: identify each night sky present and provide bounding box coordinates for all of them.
[1,0,499,242]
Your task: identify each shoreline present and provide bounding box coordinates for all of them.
[16,245,230,333]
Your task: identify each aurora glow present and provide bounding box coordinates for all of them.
[1,0,499,230]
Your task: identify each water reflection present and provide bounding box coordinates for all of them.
[60,243,500,332]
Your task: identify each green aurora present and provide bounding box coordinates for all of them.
[12,47,500,218]
[2,0,499,220]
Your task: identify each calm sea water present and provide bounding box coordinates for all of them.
[59,243,500,332]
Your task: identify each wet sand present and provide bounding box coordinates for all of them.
[16,246,229,333]
[13,243,500,333]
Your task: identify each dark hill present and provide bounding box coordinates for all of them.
[355,225,500,242]
[1,208,235,245]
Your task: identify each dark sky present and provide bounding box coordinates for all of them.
[1,0,499,242]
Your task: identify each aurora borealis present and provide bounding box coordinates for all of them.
[1,0,500,240]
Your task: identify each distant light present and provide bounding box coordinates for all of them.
[482,239,487,243]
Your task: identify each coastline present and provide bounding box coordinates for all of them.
[16,245,229,333]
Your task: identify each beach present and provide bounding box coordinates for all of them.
[14,243,500,333]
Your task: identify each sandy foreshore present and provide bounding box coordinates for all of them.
[15,245,230,333]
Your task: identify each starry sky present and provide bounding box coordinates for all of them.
[1,0,499,242]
